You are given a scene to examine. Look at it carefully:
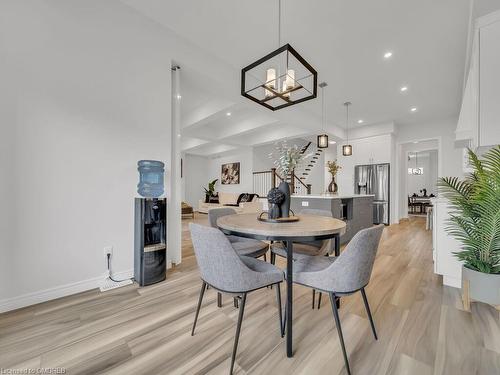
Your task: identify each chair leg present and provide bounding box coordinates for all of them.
[217,292,222,308]
[191,281,206,336]
[329,292,351,375]
[312,289,316,309]
[263,253,267,262]
[317,292,322,309]
[233,297,239,308]
[360,288,378,340]
[276,283,284,337]
[230,293,247,375]
[271,252,276,265]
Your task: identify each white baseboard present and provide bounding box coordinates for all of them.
[0,269,133,313]
[443,275,461,289]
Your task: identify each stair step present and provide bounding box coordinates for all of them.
[315,153,321,156]
[317,149,323,152]
[300,177,306,180]
[303,173,309,176]
[305,169,311,171]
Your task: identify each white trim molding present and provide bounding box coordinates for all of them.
[0,269,133,313]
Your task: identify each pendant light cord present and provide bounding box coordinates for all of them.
[345,102,350,143]
[278,0,281,47]
[321,86,325,131]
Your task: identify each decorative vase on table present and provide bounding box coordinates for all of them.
[277,181,291,218]
[328,176,338,194]
[268,203,281,219]
[267,187,285,219]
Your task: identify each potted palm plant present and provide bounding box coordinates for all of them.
[438,146,500,309]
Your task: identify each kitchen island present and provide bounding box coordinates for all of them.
[290,194,374,244]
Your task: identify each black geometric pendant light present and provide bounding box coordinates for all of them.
[241,0,317,111]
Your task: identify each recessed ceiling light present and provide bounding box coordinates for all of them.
[383,51,393,59]
[410,107,417,112]
[400,86,408,92]
[226,112,231,116]
[357,119,364,124]
[329,140,336,144]
[176,94,182,100]
[413,141,419,144]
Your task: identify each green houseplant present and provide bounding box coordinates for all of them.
[438,146,500,308]
[268,141,311,217]
[203,179,218,203]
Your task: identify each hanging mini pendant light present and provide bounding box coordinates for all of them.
[241,0,317,111]
[408,152,423,175]
[342,102,353,156]
[317,82,329,148]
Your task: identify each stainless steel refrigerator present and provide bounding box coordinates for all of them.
[354,163,390,225]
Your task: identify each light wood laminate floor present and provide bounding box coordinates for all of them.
[1,215,500,374]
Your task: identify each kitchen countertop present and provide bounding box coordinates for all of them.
[291,194,375,199]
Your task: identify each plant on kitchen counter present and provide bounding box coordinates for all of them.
[327,160,342,194]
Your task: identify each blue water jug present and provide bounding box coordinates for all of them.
[137,160,165,198]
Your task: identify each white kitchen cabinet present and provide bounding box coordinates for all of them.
[338,134,392,166]
[456,10,500,149]
[431,198,462,288]
[479,18,500,146]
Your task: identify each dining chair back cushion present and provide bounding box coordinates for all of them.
[298,208,333,250]
[189,223,281,292]
[208,207,237,228]
[296,225,384,293]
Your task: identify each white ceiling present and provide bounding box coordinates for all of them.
[123,0,471,156]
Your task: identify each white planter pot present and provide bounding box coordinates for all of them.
[462,266,500,310]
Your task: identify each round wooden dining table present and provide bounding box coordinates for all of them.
[217,213,346,358]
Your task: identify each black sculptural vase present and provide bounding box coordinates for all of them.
[268,203,280,219]
[277,181,291,218]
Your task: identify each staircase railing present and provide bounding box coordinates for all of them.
[252,167,311,197]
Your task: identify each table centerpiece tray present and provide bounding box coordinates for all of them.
[258,212,299,223]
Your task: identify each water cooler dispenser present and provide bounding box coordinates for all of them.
[134,198,167,286]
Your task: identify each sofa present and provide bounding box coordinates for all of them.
[198,192,263,214]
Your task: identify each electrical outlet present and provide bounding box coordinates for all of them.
[301,201,309,207]
[104,246,113,257]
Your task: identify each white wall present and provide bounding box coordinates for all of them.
[0,60,14,297]
[209,148,254,194]
[0,0,174,309]
[184,154,209,208]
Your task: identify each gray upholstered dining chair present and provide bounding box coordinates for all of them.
[208,207,269,259]
[270,208,334,262]
[209,207,270,308]
[189,223,284,375]
[289,225,384,375]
